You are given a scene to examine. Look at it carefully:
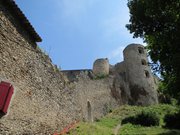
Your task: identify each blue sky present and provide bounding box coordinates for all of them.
[16,0,144,70]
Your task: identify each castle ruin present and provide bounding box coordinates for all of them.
[0,0,158,134]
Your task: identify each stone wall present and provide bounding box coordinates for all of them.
[0,3,120,134]
[62,70,119,122]
[0,1,158,134]
[0,3,82,134]
[111,62,131,105]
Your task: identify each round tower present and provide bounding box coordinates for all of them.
[123,44,158,105]
[93,58,109,76]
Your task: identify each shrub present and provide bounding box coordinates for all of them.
[93,73,108,80]
[122,111,160,126]
[158,93,178,105]
[164,111,180,129]
[121,116,136,125]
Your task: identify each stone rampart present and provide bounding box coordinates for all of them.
[0,3,82,134]
[0,1,158,134]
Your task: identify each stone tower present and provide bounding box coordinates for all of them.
[93,58,109,76]
[123,44,158,105]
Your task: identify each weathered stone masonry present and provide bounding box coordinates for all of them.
[0,1,119,134]
[0,1,158,134]
[0,1,82,134]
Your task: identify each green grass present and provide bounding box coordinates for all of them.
[120,124,180,135]
[96,117,120,128]
[69,122,113,135]
[68,104,180,135]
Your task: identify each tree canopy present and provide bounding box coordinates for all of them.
[126,0,180,102]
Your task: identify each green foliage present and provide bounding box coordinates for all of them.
[164,111,180,129]
[126,0,180,103]
[96,117,119,128]
[118,105,180,134]
[158,82,178,105]
[68,104,180,135]
[93,73,108,80]
[122,110,160,126]
[120,123,180,135]
[112,104,178,119]
[103,103,113,114]
[69,122,113,135]
[158,93,178,105]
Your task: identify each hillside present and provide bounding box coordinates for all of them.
[64,104,180,135]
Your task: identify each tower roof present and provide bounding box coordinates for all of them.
[2,0,42,42]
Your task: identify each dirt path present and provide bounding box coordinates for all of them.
[113,124,121,135]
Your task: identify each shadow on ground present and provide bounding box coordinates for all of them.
[0,111,5,118]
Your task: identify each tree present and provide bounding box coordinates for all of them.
[126,0,180,102]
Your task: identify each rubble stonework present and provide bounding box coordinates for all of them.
[0,1,81,134]
[123,44,158,105]
[0,1,158,134]
[93,58,109,76]
[109,44,158,106]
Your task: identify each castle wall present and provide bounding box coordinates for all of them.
[0,3,120,134]
[62,70,119,122]
[0,3,82,134]
[0,1,158,134]
[111,61,131,104]
[114,61,125,73]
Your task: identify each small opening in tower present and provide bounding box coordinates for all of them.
[145,70,150,78]
[141,59,147,65]
[138,47,144,54]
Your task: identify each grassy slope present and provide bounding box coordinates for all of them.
[69,104,180,135]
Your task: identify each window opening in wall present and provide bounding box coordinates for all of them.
[141,59,147,65]
[145,70,150,78]
[138,47,144,54]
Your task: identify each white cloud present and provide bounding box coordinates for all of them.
[108,46,125,62]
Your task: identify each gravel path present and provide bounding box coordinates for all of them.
[113,124,121,135]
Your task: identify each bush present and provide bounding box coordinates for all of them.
[158,93,178,105]
[122,111,160,126]
[93,73,108,80]
[121,116,136,124]
[164,111,180,129]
